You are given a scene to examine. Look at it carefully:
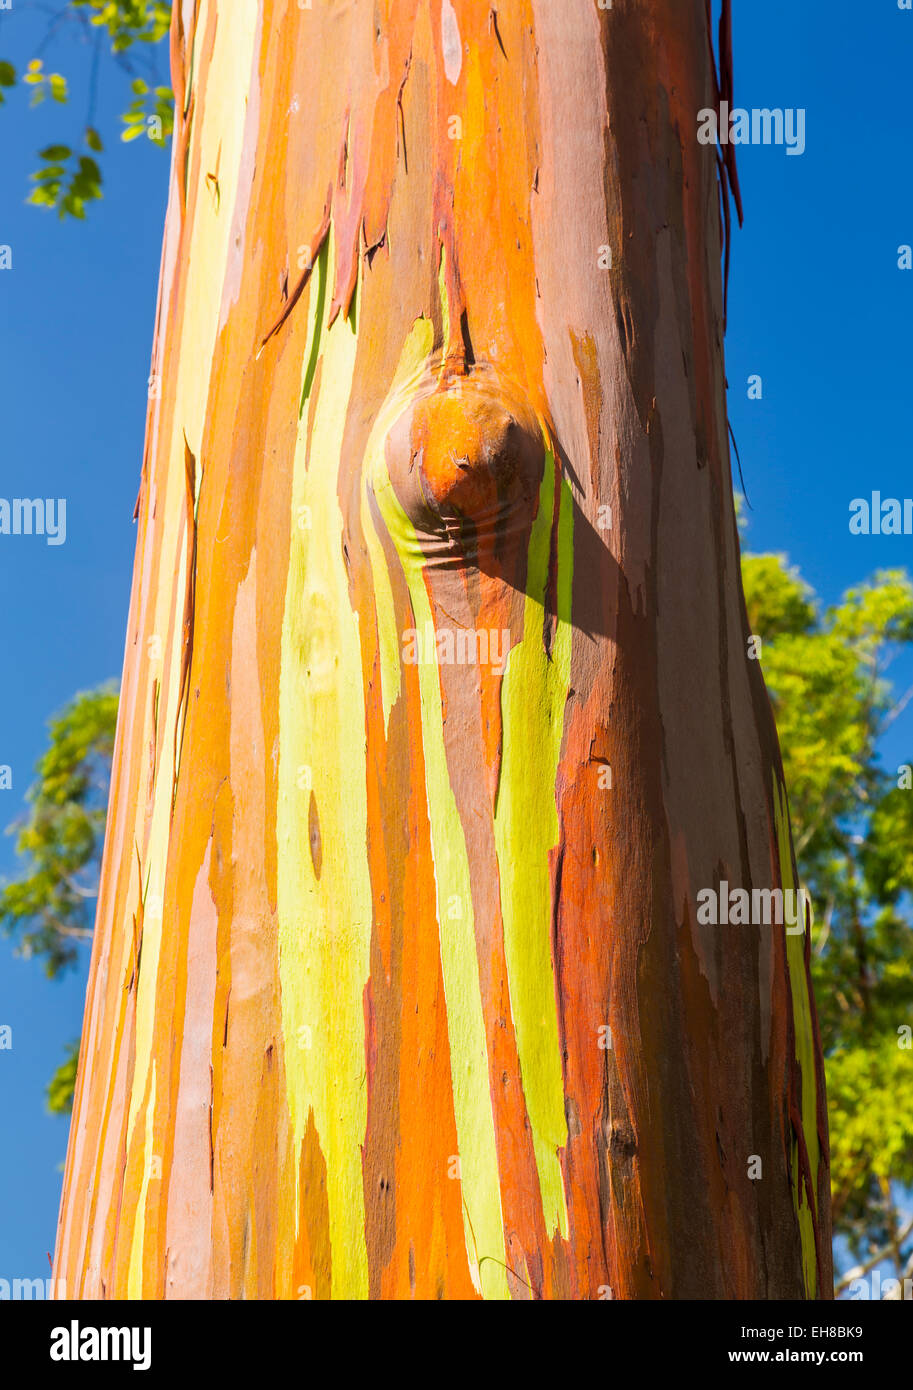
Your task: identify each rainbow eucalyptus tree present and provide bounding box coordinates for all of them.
[55,0,831,1299]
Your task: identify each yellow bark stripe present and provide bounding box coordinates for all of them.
[494,448,573,1239]
[126,1063,156,1298]
[276,229,372,1300]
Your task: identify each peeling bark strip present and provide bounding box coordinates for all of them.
[55,0,831,1300]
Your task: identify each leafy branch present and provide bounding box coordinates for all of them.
[0,1,173,218]
[1,684,118,977]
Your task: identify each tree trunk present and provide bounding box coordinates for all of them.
[55,0,832,1300]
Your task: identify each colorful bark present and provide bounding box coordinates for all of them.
[55,0,831,1299]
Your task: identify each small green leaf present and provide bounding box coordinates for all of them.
[0,61,16,87]
[85,126,104,152]
[39,144,72,162]
[59,192,86,220]
[27,186,58,207]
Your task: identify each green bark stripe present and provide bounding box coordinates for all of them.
[774,776,821,1296]
[494,450,573,1239]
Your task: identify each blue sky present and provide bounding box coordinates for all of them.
[0,0,911,1285]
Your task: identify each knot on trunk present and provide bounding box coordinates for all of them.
[378,363,545,565]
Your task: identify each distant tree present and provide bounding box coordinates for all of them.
[742,549,913,1289]
[0,684,118,1111]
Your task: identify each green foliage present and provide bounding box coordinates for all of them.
[826,1043,913,1246]
[23,57,69,106]
[743,549,913,1263]
[29,144,103,219]
[0,685,118,976]
[71,0,171,52]
[742,553,816,639]
[121,76,173,147]
[47,1039,80,1116]
[2,686,118,1118]
[0,59,15,104]
[1,2,173,219]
